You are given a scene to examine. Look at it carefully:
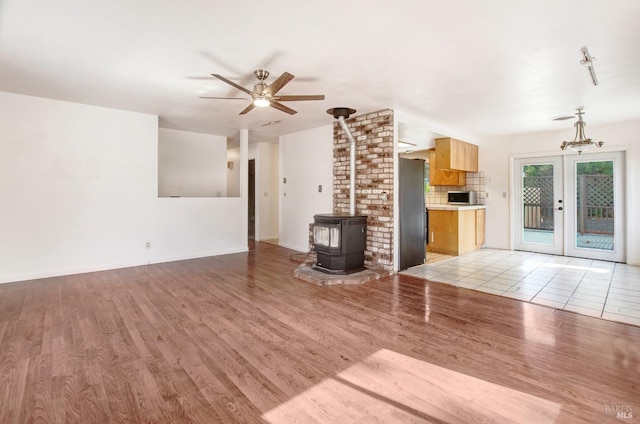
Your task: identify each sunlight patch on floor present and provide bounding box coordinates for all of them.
[262,349,561,423]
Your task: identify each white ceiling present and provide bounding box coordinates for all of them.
[1,0,639,142]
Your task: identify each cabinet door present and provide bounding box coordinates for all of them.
[428,210,458,255]
[435,138,478,172]
[465,142,479,173]
[429,150,466,186]
[457,210,477,255]
[475,208,486,246]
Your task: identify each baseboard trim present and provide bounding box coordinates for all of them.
[148,247,249,265]
[277,242,306,254]
[0,246,250,285]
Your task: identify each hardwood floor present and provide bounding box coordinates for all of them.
[0,242,638,423]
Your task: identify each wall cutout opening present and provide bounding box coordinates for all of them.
[158,128,240,197]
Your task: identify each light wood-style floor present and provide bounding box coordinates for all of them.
[0,242,638,423]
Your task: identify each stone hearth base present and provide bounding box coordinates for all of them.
[293,263,388,286]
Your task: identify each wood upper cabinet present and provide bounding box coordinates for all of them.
[435,137,478,172]
[429,149,466,186]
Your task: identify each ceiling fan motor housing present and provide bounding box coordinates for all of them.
[254,69,269,81]
[253,82,268,96]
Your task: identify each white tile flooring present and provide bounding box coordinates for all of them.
[401,249,640,327]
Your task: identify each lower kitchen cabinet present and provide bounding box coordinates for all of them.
[428,208,485,255]
[475,208,486,246]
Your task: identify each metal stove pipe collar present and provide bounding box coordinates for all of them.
[327,107,358,216]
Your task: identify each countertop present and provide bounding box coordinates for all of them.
[426,204,486,211]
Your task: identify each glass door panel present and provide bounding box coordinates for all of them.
[514,156,564,255]
[565,152,625,262]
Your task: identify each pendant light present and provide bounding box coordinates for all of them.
[560,108,604,155]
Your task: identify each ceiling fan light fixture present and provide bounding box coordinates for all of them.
[253,97,270,107]
[208,69,325,115]
[560,108,604,155]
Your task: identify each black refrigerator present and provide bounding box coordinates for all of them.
[399,158,426,270]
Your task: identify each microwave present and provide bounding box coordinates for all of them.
[448,191,477,205]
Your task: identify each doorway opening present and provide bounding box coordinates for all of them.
[248,159,255,241]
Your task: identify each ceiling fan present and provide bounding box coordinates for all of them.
[200,69,325,115]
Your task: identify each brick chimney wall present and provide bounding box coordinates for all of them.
[332,109,394,272]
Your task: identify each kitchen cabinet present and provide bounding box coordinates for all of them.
[435,137,478,172]
[429,149,466,186]
[475,208,486,246]
[428,209,458,255]
[428,208,485,255]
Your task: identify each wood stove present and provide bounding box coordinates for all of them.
[312,214,366,274]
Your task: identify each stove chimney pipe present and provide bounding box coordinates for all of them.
[327,108,357,215]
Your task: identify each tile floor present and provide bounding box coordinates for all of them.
[424,251,454,264]
[402,248,640,327]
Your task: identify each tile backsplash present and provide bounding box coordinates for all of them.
[425,171,486,205]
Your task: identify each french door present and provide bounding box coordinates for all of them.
[514,156,564,255]
[564,151,625,262]
[514,152,625,262]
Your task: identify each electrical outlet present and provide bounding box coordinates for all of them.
[146,242,151,249]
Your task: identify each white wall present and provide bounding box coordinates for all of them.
[158,128,227,197]
[279,125,333,252]
[474,134,513,250]
[0,91,248,284]
[256,142,279,240]
[479,119,640,265]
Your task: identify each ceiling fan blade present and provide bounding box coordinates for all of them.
[239,103,256,115]
[265,72,295,96]
[186,76,219,80]
[211,74,252,95]
[269,101,297,115]
[274,95,325,102]
[199,96,248,100]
